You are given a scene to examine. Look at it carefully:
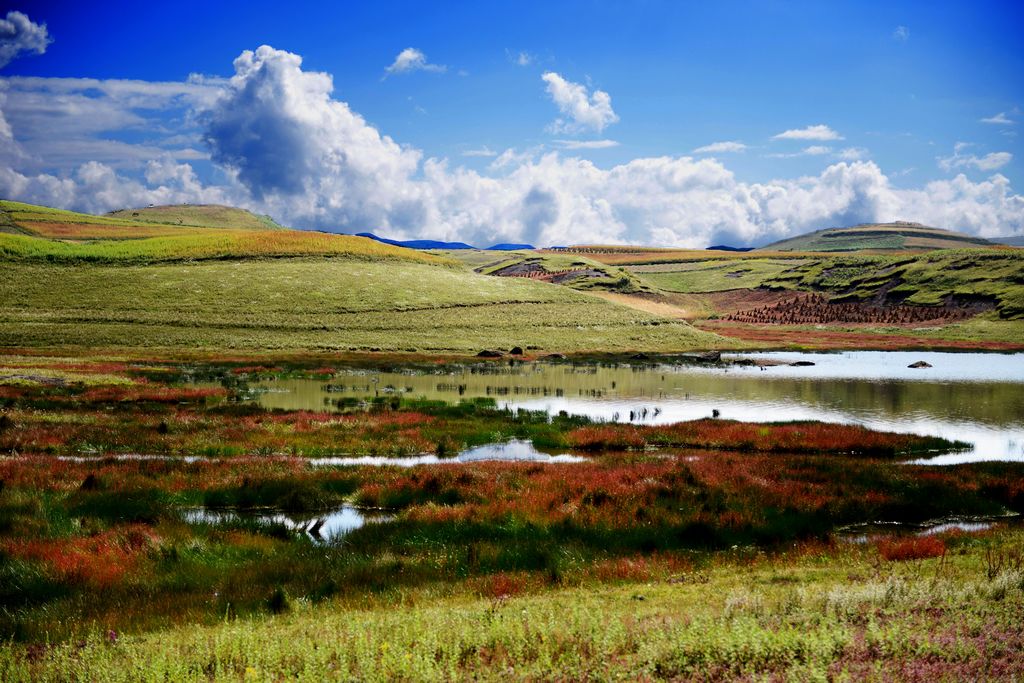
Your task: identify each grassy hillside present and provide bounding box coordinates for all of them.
[106,204,285,230]
[0,230,450,265]
[0,258,722,352]
[760,222,998,252]
[0,200,721,353]
[0,201,285,240]
[0,200,212,239]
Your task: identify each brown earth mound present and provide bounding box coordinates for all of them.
[723,292,984,326]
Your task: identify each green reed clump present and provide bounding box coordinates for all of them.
[203,476,357,512]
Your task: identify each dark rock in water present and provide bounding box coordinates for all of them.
[908,361,933,369]
[790,361,816,367]
[477,350,503,358]
[631,353,650,360]
[733,358,756,366]
[698,351,721,363]
[510,346,524,355]
[711,409,721,418]
[544,353,566,360]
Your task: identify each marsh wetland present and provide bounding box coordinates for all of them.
[2,350,1024,680]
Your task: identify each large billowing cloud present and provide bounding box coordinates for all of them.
[1,45,1023,246]
[0,11,50,69]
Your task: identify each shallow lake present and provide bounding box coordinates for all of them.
[223,351,1024,464]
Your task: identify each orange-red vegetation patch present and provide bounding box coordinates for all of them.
[230,365,283,375]
[80,386,227,403]
[878,536,946,562]
[3,524,159,588]
[480,572,529,599]
[565,419,952,456]
[20,222,206,239]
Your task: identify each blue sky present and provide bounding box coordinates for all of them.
[0,1,1021,246]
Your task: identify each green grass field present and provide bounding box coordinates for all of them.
[0,259,721,352]
[0,230,452,265]
[631,259,810,293]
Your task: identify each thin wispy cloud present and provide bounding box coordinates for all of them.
[462,146,497,157]
[693,141,747,154]
[980,112,1014,125]
[772,125,844,141]
[553,139,619,149]
[766,145,832,158]
[384,48,446,78]
[938,142,1012,172]
[893,25,910,42]
[506,49,534,67]
[837,147,869,161]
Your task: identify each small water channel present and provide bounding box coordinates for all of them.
[836,514,1020,544]
[216,351,1024,464]
[181,504,392,543]
[46,439,584,466]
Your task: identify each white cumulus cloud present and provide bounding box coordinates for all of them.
[541,71,618,134]
[0,11,50,69]
[384,48,446,77]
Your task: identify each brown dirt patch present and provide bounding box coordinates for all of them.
[723,292,985,326]
[588,291,703,319]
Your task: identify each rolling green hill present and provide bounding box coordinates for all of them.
[0,201,721,353]
[759,222,998,252]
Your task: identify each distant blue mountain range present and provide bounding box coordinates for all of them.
[706,244,754,252]
[356,232,535,251]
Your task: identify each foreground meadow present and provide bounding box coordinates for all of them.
[2,529,1023,681]
[1,354,1023,680]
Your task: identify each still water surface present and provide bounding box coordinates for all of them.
[228,351,1024,464]
[182,504,391,543]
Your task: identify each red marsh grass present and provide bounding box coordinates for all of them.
[565,419,962,456]
[2,524,160,588]
[878,536,947,562]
